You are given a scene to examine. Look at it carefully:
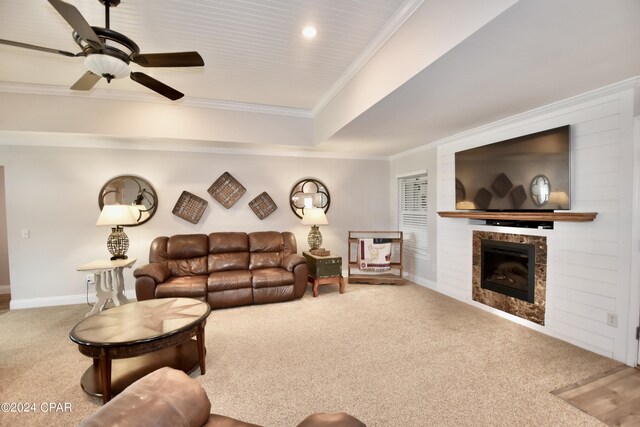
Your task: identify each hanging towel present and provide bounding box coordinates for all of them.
[358,238,392,272]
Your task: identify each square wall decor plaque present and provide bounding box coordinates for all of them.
[249,192,277,219]
[172,191,208,224]
[208,172,246,209]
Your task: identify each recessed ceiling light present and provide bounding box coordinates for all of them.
[302,26,318,39]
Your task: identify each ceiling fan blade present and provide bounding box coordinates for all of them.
[130,72,184,101]
[48,0,103,49]
[131,52,204,68]
[70,71,101,91]
[0,39,78,57]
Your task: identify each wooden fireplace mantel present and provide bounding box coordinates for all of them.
[437,211,597,222]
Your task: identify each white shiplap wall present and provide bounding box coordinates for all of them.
[436,79,638,363]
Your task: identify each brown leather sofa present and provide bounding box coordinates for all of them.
[134,231,308,309]
[80,367,366,427]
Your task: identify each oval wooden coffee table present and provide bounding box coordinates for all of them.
[69,297,210,403]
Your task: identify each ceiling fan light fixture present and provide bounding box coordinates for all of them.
[84,53,130,79]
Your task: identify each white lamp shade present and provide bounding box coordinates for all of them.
[84,54,130,79]
[97,204,138,226]
[301,208,328,225]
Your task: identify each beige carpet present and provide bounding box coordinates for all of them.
[0,283,622,426]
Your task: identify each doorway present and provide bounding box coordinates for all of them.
[0,165,10,303]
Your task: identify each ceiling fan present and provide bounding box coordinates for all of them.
[0,0,205,100]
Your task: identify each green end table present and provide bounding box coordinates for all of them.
[303,251,345,297]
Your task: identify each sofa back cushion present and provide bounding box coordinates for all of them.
[208,232,250,272]
[249,231,284,270]
[281,231,298,257]
[165,234,208,276]
[149,236,168,263]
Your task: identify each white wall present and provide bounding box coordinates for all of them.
[389,146,438,287]
[436,79,639,364]
[0,139,391,308]
[0,91,314,148]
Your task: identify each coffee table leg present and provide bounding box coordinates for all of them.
[197,324,206,375]
[313,279,319,297]
[339,277,345,294]
[99,353,112,404]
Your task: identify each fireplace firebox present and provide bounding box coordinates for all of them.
[480,239,535,303]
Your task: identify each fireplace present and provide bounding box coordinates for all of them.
[481,239,535,303]
[472,231,547,325]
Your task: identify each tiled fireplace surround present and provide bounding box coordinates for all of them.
[472,231,547,325]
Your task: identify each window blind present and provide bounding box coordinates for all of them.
[397,173,428,257]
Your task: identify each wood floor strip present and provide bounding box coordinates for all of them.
[553,366,640,427]
[0,293,10,310]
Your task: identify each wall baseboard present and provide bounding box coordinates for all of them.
[10,290,137,310]
[0,285,10,294]
[406,274,436,290]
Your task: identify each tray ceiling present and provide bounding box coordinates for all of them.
[1,1,638,157]
[0,0,411,110]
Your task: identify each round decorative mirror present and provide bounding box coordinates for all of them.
[98,175,158,225]
[289,178,330,219]
[530,174,550,207]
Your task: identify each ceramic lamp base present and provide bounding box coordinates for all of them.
[307,225,323,250]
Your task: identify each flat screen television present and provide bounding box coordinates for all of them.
[454,125,570,211]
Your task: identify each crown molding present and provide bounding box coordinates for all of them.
[0,131,389,161]
[0,81,314,118]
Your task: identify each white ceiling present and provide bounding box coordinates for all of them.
[0,0,413,110]
[0,0,639,157]
[322,0,640,155]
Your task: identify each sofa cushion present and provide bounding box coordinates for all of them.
[207,288,254,309]
[250,252,283,270]
[209,232,249,254]
[249,231,284,252]
[167,234,209,259]
[251,268,295,289]
[168,257,209,277]
[156,275,208,299]
[166,234,209,277]
[253,285,294,304]
[208,270,252,292]
[249,232,284,270]
[209,253,250,272]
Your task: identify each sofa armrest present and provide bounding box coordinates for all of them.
[292,259,309,299]
[134,262,171,283]
[282,254,306,272]
[134,263,171,301]
[80,367,211,427]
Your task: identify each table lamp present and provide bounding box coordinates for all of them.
[97,204,138,260]
[301,208,328,250]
